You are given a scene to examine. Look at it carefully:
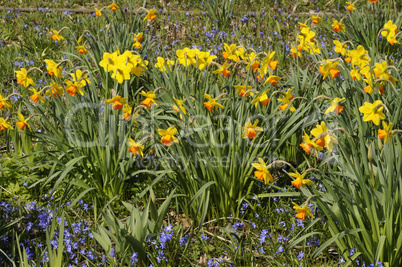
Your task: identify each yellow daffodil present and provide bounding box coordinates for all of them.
[65,80,85,96]
[158,126,178,146]
[251,89,270,108]
[278,89,295,112]
[122,104,132,121]
[76,45,87,54]
[45,82,64,97]
[133,41,142,50]
[381,20,399,45]
[245,52,260,72]
[298,22,308,30]
[234,85,253,97]
[135,32,143,42]
[15,68,35,87]
[346,2,356,11]
[99,51,120,73]
[242,120,263,139]
[289,171,313,189]
[127,53,149,77]
[173,97,187,115]
[28,88,45,103]
[140,91,159,109]
[300,131,323,156]
[259,51,278,74]
[70,69,91,86]
[359,100,386,125]
[290,44,302,58]
[112,63,132,83]
[0,94,12,110]
[213,61,231,78]
[108,3,120,11]
[331,18,345,32]
[176,48,197,67]
[319,60,341,80]
[350,67,362,81]
[349,45,370,69]
[310,121,338,152]
[325,97,345,115]
[378,121,393,144]
[298,27,315,47]
[105,95,128,110]
[16,113,31,131]
[222,43,239,61]
[203,94,223,112]
[155,57,174,72]
[196,50,217,70]
[292,202,314,221]
[51,29,64,41]
[311,15,321,24]
[333,40,348,56]
[45,59,63,77]
[0,117,13,131]
[127,138,144,157]
[144,9,157,21]
[252,158,273,184]
[263,75,281,86]
[95,8,102,17]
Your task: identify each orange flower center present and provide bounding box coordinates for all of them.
[333,25,341,32]
[112,100,123,110]
[254,170,265,181]
[295,210,306,220]
[17,122,26,131]
[204,102,213,111]
[247,128,257,139]
[261,98,270,107]
[291,179,302,189]
[161,135,173,146]
[30,94,39,103]
[173,105,180,113]
[66,85,77,96]
[123,112,131,121]
[335,105,344,115]
[316,137,326,148]
[142,98,153,109]
[300,142,313,155]
[222,69,230,78]
[222,52,228,60]
[129,146,139,155]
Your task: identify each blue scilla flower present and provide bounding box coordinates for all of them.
[130,252,139,266]
[200,234,209,241]
[240,15,248,23]
[110,248,115,257]
[276,245,284,254]
[307,236,320,246]
[297,251,305,260]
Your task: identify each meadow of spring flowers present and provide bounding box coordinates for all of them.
[1,0,402,266]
